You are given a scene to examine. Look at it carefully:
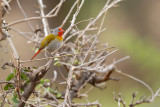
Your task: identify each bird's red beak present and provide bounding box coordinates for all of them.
[58,28,65,36]
[61,29,65,33]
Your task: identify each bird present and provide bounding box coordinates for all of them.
[31,27,64,60]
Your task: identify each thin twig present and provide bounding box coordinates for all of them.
[16,0,34,31]
[37,0,50,35]
[62,0,85,39]
[46,0,64,16]
[10,27,35,42]
[1,15,56,28]
[71,101,101,107]
[81,11,107,64]
[7,35,19,59]
[21,47,114,63]
[115,70,154,97]
[0,81,14,84]
[60,0,78,28]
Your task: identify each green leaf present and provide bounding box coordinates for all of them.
[14,69,17,74]
[4,85,8,90]
[74,59,80,65]
[44,87,50,94]
[11,93,18,105]
[57,93,62,98]
[54,57,59,61]
[54,61,61,66]
[4,84,14,90]
[44,79,50,82]
[36,84,42,88]
[32,66,37,69]
[21,73,27,80]
[12,98,18,104]
[74,49,78,53]
[54,61,59,66]
[45,105,52,107]
[22,67,30,72]
[46,87,50,91]
[25,79,30,85]
[48,87,56,93]
[74,59,78,63]
[40,78,44,84]
[12,93,18,99]
[6,73,14,81]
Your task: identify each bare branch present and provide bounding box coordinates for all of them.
[20,47,113,63]
[60,0,78,28]
[62,0,85,38]
[37,0,50,35]
[115,71,154,97]
[72,101,101,107]
[16,0,34,31]
[0,81,14,84]
[46,0,65,16]
[18,59,52,107]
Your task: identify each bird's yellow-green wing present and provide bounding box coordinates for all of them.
[39,34,56,49]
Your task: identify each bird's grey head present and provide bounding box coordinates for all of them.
[52,27,64,36]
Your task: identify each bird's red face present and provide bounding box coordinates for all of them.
[58,28,64,37]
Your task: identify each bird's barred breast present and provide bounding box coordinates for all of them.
[46,39,62,53]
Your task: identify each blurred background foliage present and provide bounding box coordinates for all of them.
[1,0,160,107]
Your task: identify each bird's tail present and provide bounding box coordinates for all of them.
[31,49,42,60]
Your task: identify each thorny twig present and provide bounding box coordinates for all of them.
[114,92,151,107]
[114,93,126,107]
